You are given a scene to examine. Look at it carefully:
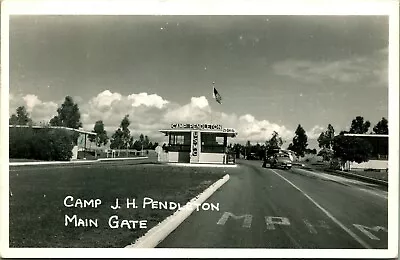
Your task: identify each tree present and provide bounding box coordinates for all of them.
[128,136,135,148]
[317,124,335,162]
[110,115,131,150]
[50,96,82,129]
[373,117,388,134]
[244,140,252,157]
[144,135,150,149]
[9,127,74,161]
[264,131,283,157]
[288,124,308,157]
[305,148,317,155]
[254,143,264,160]
[89,120,109,146]
[9,106,32,125]
[132,140,143,151]
[139,134,145,150]
[233,143,243,159]
[268,131,283,149]
[349,116,371,134]
[317,124,335,149]
[110,128,124,150]
[120,115,131,149]
[332,134,373,168]
[318,148,334,161]
[88,120,109,157]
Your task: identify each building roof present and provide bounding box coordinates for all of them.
[159,129,237,138]
[343,133,388,138]
[9,125,96,135]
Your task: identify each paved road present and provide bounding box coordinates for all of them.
[158,160,388,249]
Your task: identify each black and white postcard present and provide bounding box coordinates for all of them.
[1,0,398,258]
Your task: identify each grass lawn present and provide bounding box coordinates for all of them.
[304,162,388,182]
[330,168,388,182]
[9,162,226,248]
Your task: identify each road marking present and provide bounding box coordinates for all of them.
[353,224,388,240]
[265,216,290,230]
[303,219,332,234]
[270,169,372,249]
[303,219,317,234]
[217,212,253,228]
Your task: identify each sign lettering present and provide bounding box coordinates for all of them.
[192,132,198,156]
[265,216,291,230]
[217,212,253,228]
[223,128,236,133]
[353,224,388,240]
[171,123,223,130]
[303,219,331,234]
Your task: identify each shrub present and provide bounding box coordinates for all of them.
[9,127,74,161]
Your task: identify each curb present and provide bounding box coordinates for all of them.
[9,157,149,166]
[125,174,230,248]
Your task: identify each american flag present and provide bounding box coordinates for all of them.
[212,83,222,104]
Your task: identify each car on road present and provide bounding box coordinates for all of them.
[246,153,258,160]
[270,153,292,170]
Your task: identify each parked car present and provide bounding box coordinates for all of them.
[270,153,292,170]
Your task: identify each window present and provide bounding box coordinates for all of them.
[201,133,227,153]
[168,132,191,152]
[175,135,184,145]
[215,136,224,145]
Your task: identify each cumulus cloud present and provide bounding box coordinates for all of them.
[82,90,170,127]
[272,48,388,87]
[234,114,293,142]
[128,92,169,109]
[9,90,296,144]
[90,90,122,110]
[307,125,325,139]
[164,96,211,123]
[23,94,43,112]
[10,94,58,123]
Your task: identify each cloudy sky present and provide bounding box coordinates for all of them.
[9,15,388,148]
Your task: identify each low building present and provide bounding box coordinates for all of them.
[158,123,237,164]
[342,133,388,171]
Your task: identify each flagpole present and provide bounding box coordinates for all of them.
[211,82,213,124]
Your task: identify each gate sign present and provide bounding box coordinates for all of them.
[192,131,198,156]
[171,123,222,130]
[190,131,200,163]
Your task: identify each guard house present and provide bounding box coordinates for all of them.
[159,123,237,164]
